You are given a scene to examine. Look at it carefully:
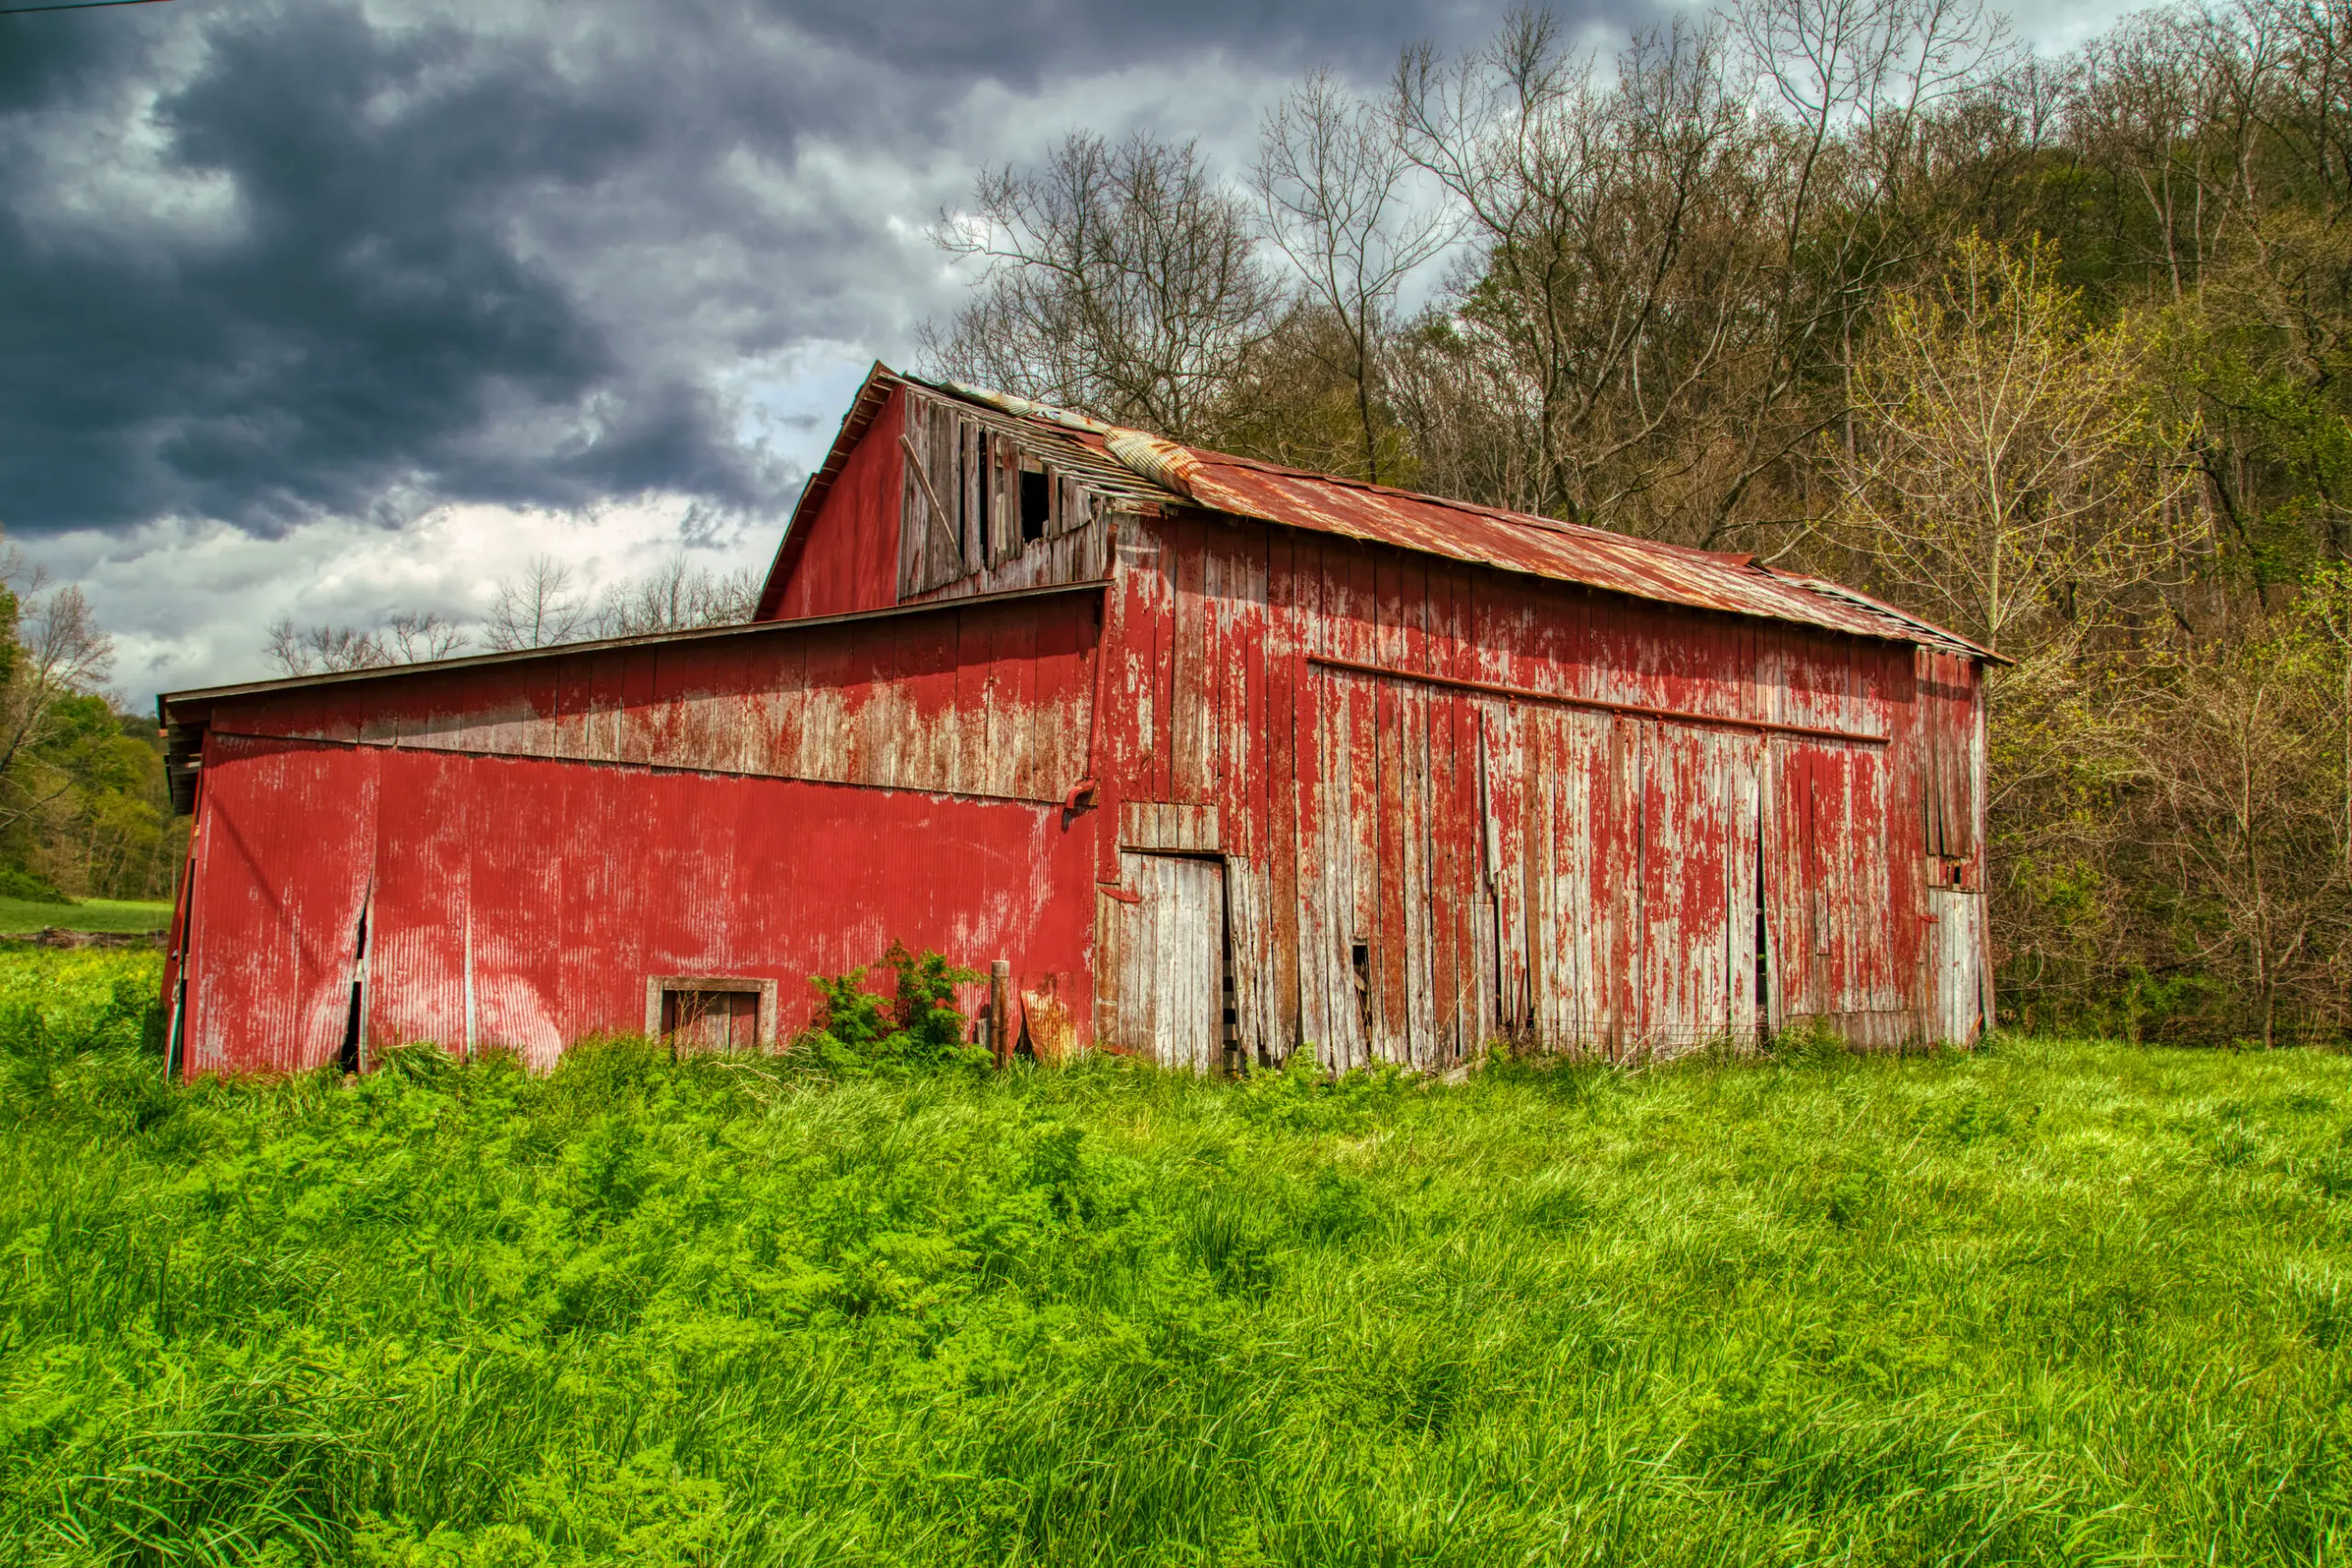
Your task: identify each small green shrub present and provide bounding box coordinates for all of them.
[1761,1016,1849,1065]
[0,867,70,905]
[795,940,989,1077]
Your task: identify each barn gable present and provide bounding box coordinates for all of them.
[755,367,1166,624]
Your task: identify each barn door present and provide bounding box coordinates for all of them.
[1928,888,1985,1044]
[1106,852,1227,1070]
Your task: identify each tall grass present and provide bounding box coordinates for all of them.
[1,951,2347,1565]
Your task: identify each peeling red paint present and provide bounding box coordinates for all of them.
[163,365,1989,1076]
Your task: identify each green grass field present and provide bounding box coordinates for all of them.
[1,949,2348,1565]
[0,896,170,935]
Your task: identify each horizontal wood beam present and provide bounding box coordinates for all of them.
[1306,655,1889,748]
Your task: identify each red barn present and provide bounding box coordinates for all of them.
[158,366,1995,1077]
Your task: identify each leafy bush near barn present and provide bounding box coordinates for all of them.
[1,949,2350,1565]
[797,941,989,1078]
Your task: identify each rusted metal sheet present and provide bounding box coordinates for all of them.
[178,734,1097,1076]
[928,373,1994,660]
[1019,977,1076,1066]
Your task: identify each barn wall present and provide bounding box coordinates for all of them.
[1093,511,1979,1067]
[211,589,1101,806]
[766,388,908,622]
[179,734,1096,1076]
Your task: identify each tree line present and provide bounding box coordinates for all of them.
[263,555,759,676]
[0,551,179,905]
[926,0,2352,1046]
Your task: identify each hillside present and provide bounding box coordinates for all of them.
[1,951,2346,1564]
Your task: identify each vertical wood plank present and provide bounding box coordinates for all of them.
[1292,540,1331,1061]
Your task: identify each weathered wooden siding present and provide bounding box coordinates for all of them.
[1092,511,1981,1066]
[208,589,1099,807]
[180,734,1098,1076]
[1097,852,1227,1074]
[895,389,1119,603]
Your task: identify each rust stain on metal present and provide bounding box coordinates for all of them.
[1019,977,1075,1066]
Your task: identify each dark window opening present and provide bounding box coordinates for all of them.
[1754,839,1770,1044]
[1020,467,1051,544]
[956,423,972,558]
[1350,940,1374,1040]
[339,899,370,1075]
[663,987,759,1055]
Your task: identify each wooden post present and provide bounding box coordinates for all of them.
[990,959,1012,1070]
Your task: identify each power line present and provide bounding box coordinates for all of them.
[0,0,175,14]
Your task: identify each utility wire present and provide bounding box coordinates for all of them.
[0,0,174,14]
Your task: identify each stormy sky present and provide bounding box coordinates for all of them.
[3,0,2124,704]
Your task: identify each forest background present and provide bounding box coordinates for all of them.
[23,0,2352,1045]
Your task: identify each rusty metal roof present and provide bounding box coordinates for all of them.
[924,374,1996,661]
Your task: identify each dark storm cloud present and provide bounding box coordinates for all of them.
[766,0,1511,85]
[0,0,1642,541]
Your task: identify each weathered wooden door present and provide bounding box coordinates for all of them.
[1486,705,1764,1058]
[1928,888,1984,1044]
[1106,852,1227,1070]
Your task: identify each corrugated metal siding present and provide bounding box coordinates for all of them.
[183,736,380,1075]
[182,735,1097,1075]
[766,385,908,621]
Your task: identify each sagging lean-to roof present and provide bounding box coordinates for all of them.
[757,364,1996,663]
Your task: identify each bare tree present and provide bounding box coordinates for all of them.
[486,555,591,650]
[387,612,465,663]
[1824,235,2202,657]
[1736,0,2012,255]
[1252,70,1455,483]
[2132,616,2351,1047]
[1395,13,1791,540]
[264,613,466,676]
[595,557,756,637]
[923,131,1284,444]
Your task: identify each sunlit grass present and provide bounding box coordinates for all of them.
[0,896,170,934]
[1,950,2346,1564]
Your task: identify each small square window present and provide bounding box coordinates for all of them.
[645,976,778,1055]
